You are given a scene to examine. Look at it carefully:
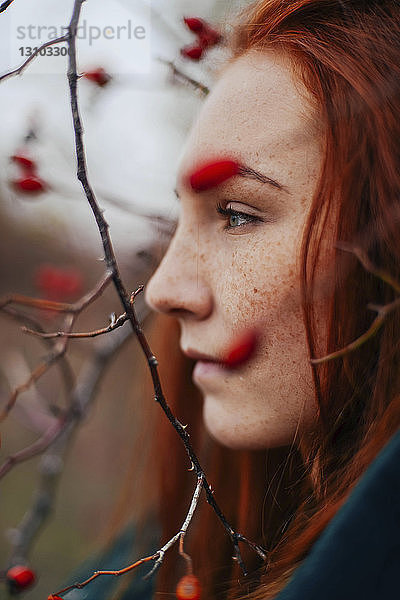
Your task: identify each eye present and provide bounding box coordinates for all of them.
[216,202,262,230]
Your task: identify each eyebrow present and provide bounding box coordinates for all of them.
[175,162,287,199]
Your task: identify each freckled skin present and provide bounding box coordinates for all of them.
[145,50,326,449]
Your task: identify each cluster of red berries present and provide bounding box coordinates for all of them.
[181,16,222,61]
[82,67,112,87]
[35,264,83,302]
[5,565,35,594]
[10,151,47,195]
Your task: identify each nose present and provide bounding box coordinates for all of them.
[145,224,213,320]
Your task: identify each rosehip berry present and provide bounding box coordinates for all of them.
[189,159,240,192]
[83,67,112,87]
[180,45,204,61]
[183,17,205,33]
[176,575,201,600]
[12,175,47,194]
[35,265,83,301]
[6,565,36,593]
[11,154,37,172]
[221,329,259,369]
[198,28,222,48]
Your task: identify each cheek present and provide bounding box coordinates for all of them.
[213,233,303,330]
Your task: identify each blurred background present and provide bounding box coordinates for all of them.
[0,0,248,597]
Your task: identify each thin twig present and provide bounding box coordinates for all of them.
[53,477,204,597]
[0,36,68,83]
[0,314,73,423]
[0,271,113,315]
[5,323,134,565]
[311,243,400,364]
[22,311,129,340]
[1,305,75,396]
[0,273,113,421]
[0,0,15,14]
[145,476,204,579]
[336,241,400,294]
[0,419,66,479]
[157,57,210,96]
[311,297,400,364]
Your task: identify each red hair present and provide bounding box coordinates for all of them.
[229,0,400,597]
[117,1,400,598]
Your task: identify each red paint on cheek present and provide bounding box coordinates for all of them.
[221,328,259,369]
[188,159,240,192]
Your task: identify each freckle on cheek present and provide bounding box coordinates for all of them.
[253,288,258,293]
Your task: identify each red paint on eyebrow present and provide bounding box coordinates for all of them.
[188,159,240,192]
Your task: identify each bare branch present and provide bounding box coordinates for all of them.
[336,241,400,294]
[0,271,112,316]
[5,324,134,569]
[0,315,73,423]
[157,57,210,96]
[0,419,65,479]
[311,244,400,365]
[145,476,204,579]
[22,312,128,340]
[311,296,400,364]
[1,305,75,395]
[0,0,15,14]
[53,477,204,596]
[0,36,68,83]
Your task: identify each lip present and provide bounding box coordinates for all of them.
[183,348,227,383]
[183,348,220,362]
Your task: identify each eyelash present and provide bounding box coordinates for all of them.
[216,202,262,230]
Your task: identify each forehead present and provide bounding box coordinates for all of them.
[178,49,320,186]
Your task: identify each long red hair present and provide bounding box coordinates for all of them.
[116,1,400,598]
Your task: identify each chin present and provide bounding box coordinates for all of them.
[202,401,288,450]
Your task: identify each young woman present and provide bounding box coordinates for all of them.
[143,0,400,598]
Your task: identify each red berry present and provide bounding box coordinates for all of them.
[47,595,63,600]
[176,575,201,600]
[12,175,47,194]
[183,17,205,33]
[11,154,37,172]
[189,159,240,192]
[221,329,259,369]
[6,565,36,593]
[83,67,111,87]
[198,28,222,48]
[35,265,83,301]
[180,45,204,61]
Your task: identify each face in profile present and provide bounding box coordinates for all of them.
[146,50,325,449]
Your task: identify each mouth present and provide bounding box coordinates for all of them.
[183,347,227,383]
[183,348,221,363]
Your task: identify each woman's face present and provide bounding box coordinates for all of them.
[145,50,325,449]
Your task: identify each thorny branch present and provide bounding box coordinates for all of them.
[65,0,267,574]
[53,477,204,597]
